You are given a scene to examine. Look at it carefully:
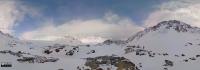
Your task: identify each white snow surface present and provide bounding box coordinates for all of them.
[1,20,200,70]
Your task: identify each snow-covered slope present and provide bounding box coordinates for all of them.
[124,20,200,70]
[127,20,200,53]
[0,31,128,70]
[0,31,16,48]
[55,36,82,45]
[79,36,107,44]
[1,20,200,70]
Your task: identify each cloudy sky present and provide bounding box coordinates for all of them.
[0,0,200,41]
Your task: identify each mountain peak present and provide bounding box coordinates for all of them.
[0,31,15,39]
[151,20,192,32]
[158,20,189,26]
[126,20,200,42]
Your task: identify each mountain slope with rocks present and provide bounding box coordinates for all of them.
[1,20,200,70]
[124,20,200,70]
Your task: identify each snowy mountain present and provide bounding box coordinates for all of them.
[79,36,107,44]
[0,31,23,50]
[127,20,200,42]
[124,20,200,70]
[54,35,82,45]
[1,20,200,70]
[126,20,200,53]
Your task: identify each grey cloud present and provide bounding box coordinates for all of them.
[144,0,200,27]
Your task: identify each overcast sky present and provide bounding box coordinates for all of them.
[0,0,200,40]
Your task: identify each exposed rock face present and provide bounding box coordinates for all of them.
[83,56,139,70]
[0,50,25,57]
[163,60,173,67]
[17,57,35,63]
[103,40,126,45]
[0,50,59,63]
[151,20,193,32]
[17,56,59,63]
[66,46,79,56]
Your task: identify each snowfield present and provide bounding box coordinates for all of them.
[1,20,200,70]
